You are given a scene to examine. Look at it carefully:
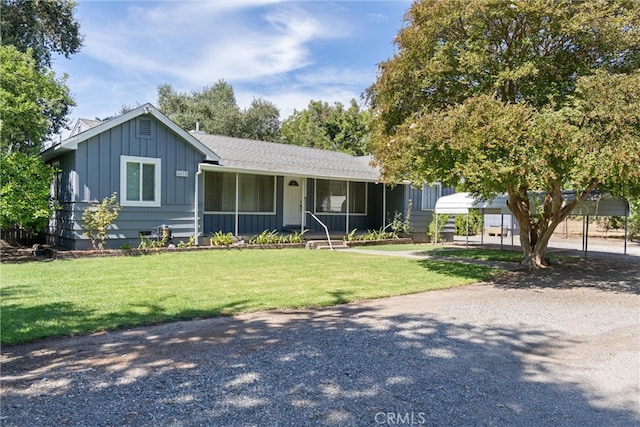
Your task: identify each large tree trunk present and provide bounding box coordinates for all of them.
[508,183,598,269]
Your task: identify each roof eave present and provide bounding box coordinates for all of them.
[198,162,381,183]
[40,103,220,162]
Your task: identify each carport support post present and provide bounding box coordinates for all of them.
[465,212,469,249]
[511,214,514,247]
[624,213,628,255]
[434,213,438,245]
[582,215,590,259]
[500,214,504,250]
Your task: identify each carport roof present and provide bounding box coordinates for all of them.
[435,192,629,216]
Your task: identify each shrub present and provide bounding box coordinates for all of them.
[630,199,640,241]
[250,229,285,245]
[138,234,167,250]
[428,214,450,242]
[81,193,120,250]
[388,199,412,236]
[454,210,483,236]
[287,229,307,244]
[210,231,234,247]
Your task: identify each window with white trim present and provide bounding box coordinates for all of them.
[120,156,161,207]
[421,183,441,210]
[315,179,366,214]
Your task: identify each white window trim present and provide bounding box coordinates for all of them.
[313,179,368,216]
[421,182,442,211]
[120,155,161,207]
[203,171,277,215]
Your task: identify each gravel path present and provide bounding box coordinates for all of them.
[2,256,639,426]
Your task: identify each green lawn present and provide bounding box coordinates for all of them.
[1,249,500,345]
[425,247,525,262]
[356,243,437,251]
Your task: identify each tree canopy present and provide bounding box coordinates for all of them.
[1,0,83,68]
[280,99,370,156]
[0,45,75,154]
[0,151,55,232]
[368,0,640,268]
[157,81,281,142]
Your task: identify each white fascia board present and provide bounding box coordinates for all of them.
[198,163,381,183]
[41,103,220,162]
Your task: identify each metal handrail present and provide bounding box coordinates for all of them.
[305,211,333,250]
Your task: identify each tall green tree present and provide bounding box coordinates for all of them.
[158,81,281,141]
[0,151,55,232]
[158,81,242,137]
[280,99,370,156]
[0,45,74,154]
[1,0,83,69]
[368,0,640,268]
[239,98,281,142]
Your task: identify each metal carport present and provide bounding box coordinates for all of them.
[434,192,630,256]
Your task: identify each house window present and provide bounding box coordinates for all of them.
[421,183,442,210]
[315,179,366,214]
[204,171,275,213]
[120,156,161,207]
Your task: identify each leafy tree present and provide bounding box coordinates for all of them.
[280,99,370,155]
[0,151,55,233]
[239,98,281,142]
[1,0,83,69]
[158,81,282,141]
[158,81,241,136]
[1,45,75,154]
[368,0,640,268]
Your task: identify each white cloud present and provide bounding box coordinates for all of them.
[57,0,405,126]
[78,2,343,86]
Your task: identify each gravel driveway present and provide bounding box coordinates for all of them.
[2,256,639,426]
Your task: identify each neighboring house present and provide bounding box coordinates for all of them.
[41,103,444,249]
[69,118,104,137]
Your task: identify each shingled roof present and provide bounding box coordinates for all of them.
[194,134,381,182]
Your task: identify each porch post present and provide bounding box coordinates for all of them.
[194,166,201,244]
[235,172,239,236]
[301,177,306,232]
[382,184,386,229]
[346,180,350,234]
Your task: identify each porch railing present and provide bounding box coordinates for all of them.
[305,211,333,250]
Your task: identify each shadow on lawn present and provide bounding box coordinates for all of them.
[416,259,503,281]
[1,302,637,426]
[0,295,251,346]
[488,257,640,294]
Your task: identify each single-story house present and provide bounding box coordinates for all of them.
[41,103,449,249]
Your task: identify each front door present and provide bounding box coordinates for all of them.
[283,176,303,227]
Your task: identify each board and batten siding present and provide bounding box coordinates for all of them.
[48,116,206,249]
[408,184,456,242]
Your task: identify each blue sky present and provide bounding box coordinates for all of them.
[52,0,410,132]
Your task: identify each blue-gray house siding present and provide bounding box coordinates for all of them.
[45,113,208,249]
[43,103,451,249]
